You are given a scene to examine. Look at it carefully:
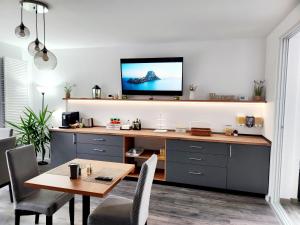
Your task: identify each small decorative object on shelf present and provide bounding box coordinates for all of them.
[122,95,128,100]
[126,147,144,157]
[253,80,265,101]
[121,120,131,130]
[132,119,142,130]
[239,96,248,101]
[174,96,180,100]
[189,84,197,100]
[208,93,236,101]
[106,118,121,130]
[64,83,76,99]
[246,116,255,128]
[224,125,234,136]
[191,128,212,136]
[233,130,239,137]
[236,114,246,126]
[92,85,101,99]
[254,116,264,128]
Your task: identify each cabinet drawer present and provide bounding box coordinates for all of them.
[167,140,228,155]
[77,143,123,157]
[77,153,123,163]
[76,134,123,146]
[167,150,227,167]
[167,162,227,189]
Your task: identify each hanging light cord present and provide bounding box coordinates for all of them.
[43,6,46,47]
[35,5,38,38]
[21,2,23,23]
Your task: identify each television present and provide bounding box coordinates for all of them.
[120,57,183,96]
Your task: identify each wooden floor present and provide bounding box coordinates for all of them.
[0,180,279,225]
[281,199,300,225]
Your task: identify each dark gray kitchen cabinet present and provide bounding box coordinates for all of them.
[50,131,76,168]
[227,144,270,194]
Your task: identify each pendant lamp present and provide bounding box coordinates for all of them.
[28,5,44,56]
[15,2,30,39]
[34,7,57,70]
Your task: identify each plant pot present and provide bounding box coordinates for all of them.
[189,91,195,100]
[65,92,71,99]
[254,96,263,101]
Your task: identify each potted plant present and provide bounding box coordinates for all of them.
[253,80,265,101]
[7,106,53,165]
[64,83,76,99]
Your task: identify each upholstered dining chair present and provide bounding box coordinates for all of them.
[6,145,75,225]
[88,154,158,225]
[0,136,16,202]
[0,128,13,139]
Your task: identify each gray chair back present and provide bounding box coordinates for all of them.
[0,128,13,139]
[132,154,158,225]
[0,137,16,186]
[6,145,39,202]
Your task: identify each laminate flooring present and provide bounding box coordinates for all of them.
[281,199,300,225]
[0,180,279,225]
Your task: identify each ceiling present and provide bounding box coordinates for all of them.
[0,0,298,49]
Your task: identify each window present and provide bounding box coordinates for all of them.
[0,57,29,127]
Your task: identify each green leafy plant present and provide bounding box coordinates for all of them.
[254,80,265,97]
[6,106,53,163]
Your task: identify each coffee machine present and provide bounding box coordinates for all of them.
[60,112,79,128]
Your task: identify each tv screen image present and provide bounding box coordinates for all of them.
[121,57,183,96]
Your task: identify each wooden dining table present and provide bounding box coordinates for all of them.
[25,159,135,225]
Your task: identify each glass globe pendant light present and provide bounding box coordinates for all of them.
[28,5,44,56]
[15,2,30,39]
[34,7,57,70]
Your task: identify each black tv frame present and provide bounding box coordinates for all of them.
[120,57,183,96]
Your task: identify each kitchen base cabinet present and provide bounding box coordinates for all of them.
[50,132,76,168]
[167,162,227,189]
[227,144,270,194]
[50,129,271,195]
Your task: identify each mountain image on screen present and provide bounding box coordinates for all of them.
[127,71,161,84]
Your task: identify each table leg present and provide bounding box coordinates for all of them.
[82,195,90,225]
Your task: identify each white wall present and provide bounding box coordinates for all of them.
[0,42,23,59]
[30,39,266,134]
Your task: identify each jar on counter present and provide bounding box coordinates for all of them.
[224,125,234,136]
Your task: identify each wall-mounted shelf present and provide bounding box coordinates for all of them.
[63,97,267,103]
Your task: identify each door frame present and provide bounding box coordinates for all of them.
[268,23,300,225]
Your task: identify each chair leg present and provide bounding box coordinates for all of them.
[35,214,40,224]
[15,210,20,225]
[145,221,148,225]
[46,216,53,225]
[69,198,74,225]
[9,183,13,203]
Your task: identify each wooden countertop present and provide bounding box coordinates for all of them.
[50,127,271,147]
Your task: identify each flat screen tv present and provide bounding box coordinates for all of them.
[120,57,183,96]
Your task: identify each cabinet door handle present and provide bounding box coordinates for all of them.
[72,134,76,144]
[188,171,203,175]
[188,157,203,161]
[93,138,105,142]
[229,144,232,158]
[189,145,204,149]
[92,148,106,152]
